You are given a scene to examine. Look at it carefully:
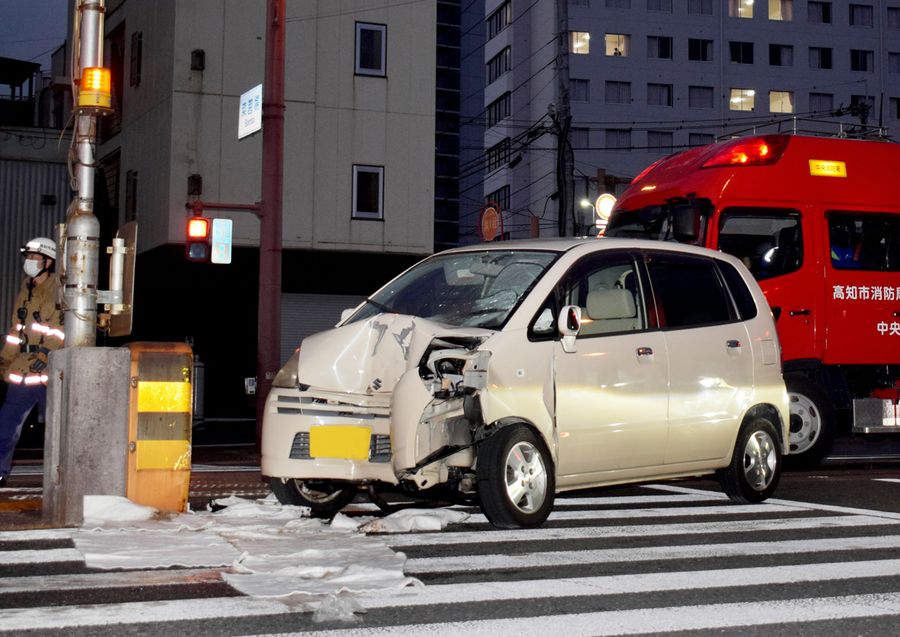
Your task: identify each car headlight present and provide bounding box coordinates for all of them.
[272,348,301,388]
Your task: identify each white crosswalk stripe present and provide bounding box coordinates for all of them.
[1,483,900,635]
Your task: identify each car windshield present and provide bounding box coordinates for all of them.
[346,250,559,329]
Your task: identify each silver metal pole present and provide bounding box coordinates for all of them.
[65,0,106,347]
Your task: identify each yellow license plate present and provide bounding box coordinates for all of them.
[309,426,371,460]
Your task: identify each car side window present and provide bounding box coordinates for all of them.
[561,253,647,337]
[646,253,734,329]
[717,260,759,321]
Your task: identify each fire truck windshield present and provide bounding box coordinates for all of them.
[605,199,712,246]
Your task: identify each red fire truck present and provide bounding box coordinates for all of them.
[605,132,900,465]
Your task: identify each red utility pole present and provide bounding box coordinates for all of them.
[256,0,285,445]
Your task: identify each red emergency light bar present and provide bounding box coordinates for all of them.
[702,135,790,168]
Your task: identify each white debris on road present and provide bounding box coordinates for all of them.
[71,494,469,622]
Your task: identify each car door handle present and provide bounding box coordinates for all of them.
[636,347,653,359]
[789,308,811,316]
[726,340,741,349]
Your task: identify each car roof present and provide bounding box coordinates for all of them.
[439,237,731,262]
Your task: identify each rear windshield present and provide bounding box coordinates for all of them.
[828,212,900,272]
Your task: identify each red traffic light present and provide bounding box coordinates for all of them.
[186,216,211,262]
[187,217,210,238]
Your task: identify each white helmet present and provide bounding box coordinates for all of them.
[21,237,57,261]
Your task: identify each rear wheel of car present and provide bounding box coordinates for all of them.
[718,417,782,503]
[268,478,357,516]
[785,376,835,468]
[477,425,555,529]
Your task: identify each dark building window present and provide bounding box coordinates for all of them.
[647,36,673,60]
[729,41,754,64]
[689,38,713,61]
[125,169,138,221]
[769,44,794,66]
[808,1,832,23]
[129,31,142,87]
[356,23,387,76]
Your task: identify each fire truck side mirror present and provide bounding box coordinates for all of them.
[672,205,703,244]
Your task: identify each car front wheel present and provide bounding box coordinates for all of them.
[477,425,555,529]
[718,417,782,503]
[268,478,357,516]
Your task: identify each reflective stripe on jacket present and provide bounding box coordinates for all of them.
[0,274,63,386]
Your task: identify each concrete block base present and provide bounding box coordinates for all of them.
[43,347,131,527]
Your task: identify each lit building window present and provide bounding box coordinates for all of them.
[730,88,755,111]
[728,0,754,18]
[770,90,794,113]
[769,0,793,21]
[605,33,629,56]
[571,32,591,55]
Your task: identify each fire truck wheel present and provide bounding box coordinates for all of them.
[785,377,835,468]
[718,417,782,503]
[477,424,555,529]
[268,478,357,516]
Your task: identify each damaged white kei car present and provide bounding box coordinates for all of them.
[262,238,789,528]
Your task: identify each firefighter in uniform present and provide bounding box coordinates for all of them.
[0,238,64,487]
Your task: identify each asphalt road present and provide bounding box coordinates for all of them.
[0,453,899,636]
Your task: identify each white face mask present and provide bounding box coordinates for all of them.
[23,259,44,278]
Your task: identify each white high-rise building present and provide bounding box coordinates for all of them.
[473,0,900,239]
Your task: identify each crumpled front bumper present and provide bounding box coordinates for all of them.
[260,386,399,484]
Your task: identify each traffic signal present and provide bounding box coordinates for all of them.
[186,216,211,262]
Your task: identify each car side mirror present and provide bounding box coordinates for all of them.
[557,305,581,353]
[338,308,355,325]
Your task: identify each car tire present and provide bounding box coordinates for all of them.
[718,417,782,504]
[268,478,357,516]
[477,424,555,529]
[785,376,835,468]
